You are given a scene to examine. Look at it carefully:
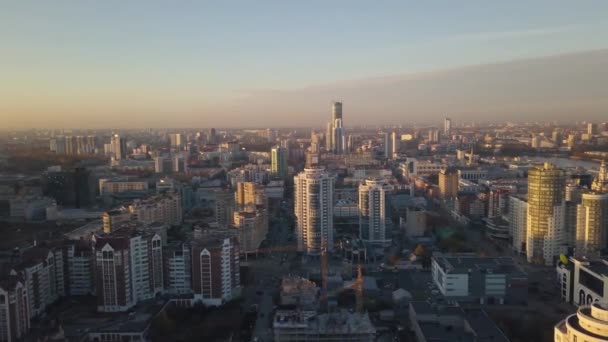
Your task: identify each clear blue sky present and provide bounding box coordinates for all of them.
[1,1,607,128]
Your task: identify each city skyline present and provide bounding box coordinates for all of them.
[2,1,608,129]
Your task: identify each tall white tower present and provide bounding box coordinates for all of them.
[294,168,335,255]
[358,178,392,244]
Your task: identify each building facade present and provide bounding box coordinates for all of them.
[358,179,392,244]
[94,228,164,312]
[575,192,608,258]
[190,234,240,306]
[509,195,528,255]
[527,163,567,265]
[439,168,459,198]
[294,168,335,255]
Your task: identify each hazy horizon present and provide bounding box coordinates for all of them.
[2,1,608,129]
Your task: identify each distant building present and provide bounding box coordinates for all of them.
[214,190,235,228]
[444,117,452,136]
[233,209,268,255]
[169,133,183,149]
[102,208,132,234]
[271,146,289,179]
[129,191,183,227]
[110,134,127,160]
[154,156,172,174]
[99,178,148,195]
[42,167,93,208]
[404,207,427,238]
[235,182,265,212]
[439,168,459,198]
[431,254,528,305]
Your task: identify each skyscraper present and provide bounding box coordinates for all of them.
[390,131,399,159]
[358,178,392,244]
[327,102,345,154]
[271,146,288,179]
[110,134,127,160]
[294,168,335,255]
[526,163,567,265]
[575,193,608,258]
[382,132,391,159]
[444,117,452,136]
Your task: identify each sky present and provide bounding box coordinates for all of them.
[1,1,608,129]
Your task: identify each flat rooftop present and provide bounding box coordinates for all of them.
[434,254,525,276]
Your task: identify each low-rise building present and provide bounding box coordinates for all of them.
[431,254,528,305]
[409,301,509,342]
[557,257,608,306]
[273,309,375,342]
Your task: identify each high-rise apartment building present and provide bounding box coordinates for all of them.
[0,274,30,342]
[271,146,288,179]
[509,195,528,255]
[575,193,608,258]
[163,242,192,295]
[526,163,567,265]
[294,168,335,255]
[110,134,127,160]
[190,233,240,306]
[129,191,183,227]
[358,179,392,244]
[235,182,265,212]
[214,190,235,228]
[233,209,268,255]
[94,228,164,312]
[439,168,459,198]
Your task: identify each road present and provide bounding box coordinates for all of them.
[244,200,297,342]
